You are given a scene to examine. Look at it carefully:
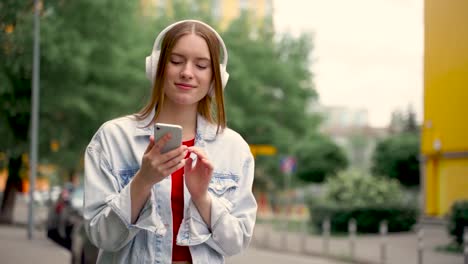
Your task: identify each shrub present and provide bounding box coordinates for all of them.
[308,169,418,233]
[447,200,468,245]
[323,169,404,207]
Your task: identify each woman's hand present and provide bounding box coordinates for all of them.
[185,146,213,225]
[184,147,213,203]
[135,134,188,186]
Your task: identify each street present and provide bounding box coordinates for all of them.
[227,247,347,264]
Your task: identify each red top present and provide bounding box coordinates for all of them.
[171,138,195,262]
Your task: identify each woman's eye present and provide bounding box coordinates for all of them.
[197,64,208,69]
[170,60,183,65]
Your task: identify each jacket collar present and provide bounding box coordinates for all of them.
[134,109,218,141]
[195,114,218,141]
[134,108,155,137]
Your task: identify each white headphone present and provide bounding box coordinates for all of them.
[145,19,230,94]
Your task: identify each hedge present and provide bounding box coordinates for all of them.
[309,203,418,233]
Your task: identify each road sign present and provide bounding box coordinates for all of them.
[280,156,296,174]
[249,144,277,158]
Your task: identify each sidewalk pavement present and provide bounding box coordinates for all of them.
[0,197,69,264]
[6,199,346,264]
[4,198,464,264]
[0,223,348,264]
[251,223,464,264]
[0,225,70,264]
[228,247,350,264]
[12,196,49,228]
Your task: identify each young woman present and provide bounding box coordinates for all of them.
[84,20,257,264]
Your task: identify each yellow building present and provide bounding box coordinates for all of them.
[422,0,468,216]
[141,0,273,31]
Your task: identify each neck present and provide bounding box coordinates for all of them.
[156,102,197,141]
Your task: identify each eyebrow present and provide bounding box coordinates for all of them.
[171,52,211,62]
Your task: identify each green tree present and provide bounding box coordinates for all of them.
[0,0,148,223]
[389,104,419,134]
[295,135,348,183]
[221,16,320,188]
[404,105,419,133]
[371,133,420,186]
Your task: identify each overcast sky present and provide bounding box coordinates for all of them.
[273,0,424,127]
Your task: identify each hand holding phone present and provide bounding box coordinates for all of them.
[154,123,182,153]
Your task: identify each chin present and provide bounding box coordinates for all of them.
[171,95,200,106]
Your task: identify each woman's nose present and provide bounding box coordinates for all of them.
[180,63,194,79]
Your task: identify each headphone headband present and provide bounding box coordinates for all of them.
[151,19,228,67]
[146,19,230,94]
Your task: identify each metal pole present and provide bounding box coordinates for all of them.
[300,217,307,253]
[349,218,357,260]
[263,222,270,249]
[280,171,291,250]
[322,218,330,255]
[380,220,388,264]
[280,217,287,250]
[417,227,424,264]
[464,227,467,264]
[28,0,41,240]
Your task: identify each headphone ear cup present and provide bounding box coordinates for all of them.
[220,64,229,89]
[209,64,229,97]
[145,51,161,83]
[145,55,153,81]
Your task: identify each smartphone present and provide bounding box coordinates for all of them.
[154,123,183,154]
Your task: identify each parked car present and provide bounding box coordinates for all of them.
[47,183,75,249]
[67,186,98,264]
[70,215,99,264]
[46,184,99,263]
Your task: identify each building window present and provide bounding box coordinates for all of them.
[239,0,249,11]
[265,0,273,16]
[191,0,199,13]
[156,0,166,15]
[212,0,221,19]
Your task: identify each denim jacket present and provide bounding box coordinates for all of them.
[84,112,257,264]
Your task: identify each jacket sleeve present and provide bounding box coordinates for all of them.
[83,128,166,252]
[177,148,257,256]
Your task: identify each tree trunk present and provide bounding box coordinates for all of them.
[0,156,23,224]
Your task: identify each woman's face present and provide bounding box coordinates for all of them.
[163,33,213,107]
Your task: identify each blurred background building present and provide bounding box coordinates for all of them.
[318,105,388,171]
[421,0,468,217]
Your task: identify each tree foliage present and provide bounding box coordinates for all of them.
[371,132,420,186]
[0,0,149,222]
[389,104,419,134]
[295,135,348,183]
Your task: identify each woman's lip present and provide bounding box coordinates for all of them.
[175,83,195,89]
